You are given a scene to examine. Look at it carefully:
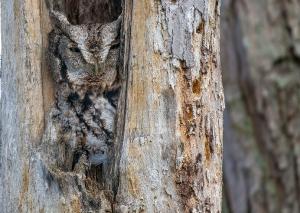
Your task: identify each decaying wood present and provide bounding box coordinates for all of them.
[0,0,224,212]
[0,0,46,212]
[115,1,224,212]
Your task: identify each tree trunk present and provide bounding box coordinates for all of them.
[0,0,224,212]
[221,0,300,212]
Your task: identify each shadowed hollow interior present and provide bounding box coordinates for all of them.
[53,0,122,24]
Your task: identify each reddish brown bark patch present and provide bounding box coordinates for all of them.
[192,79,201,95]
[204,135,212,164]
[175,62,203,211]
[18,164,30,211]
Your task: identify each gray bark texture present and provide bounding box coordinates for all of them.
[221,0,300,212]
[0,0,224,212]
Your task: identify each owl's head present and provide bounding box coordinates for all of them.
[50,10,121,68]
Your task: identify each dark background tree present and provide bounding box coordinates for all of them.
[222,0,300,212]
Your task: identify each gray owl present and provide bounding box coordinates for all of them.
[47,10,121,174]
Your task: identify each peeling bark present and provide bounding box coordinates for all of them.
[115,0,224,212]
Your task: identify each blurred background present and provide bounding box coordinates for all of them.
[221,0,300,212]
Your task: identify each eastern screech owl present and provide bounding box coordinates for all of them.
[48,9,120,173]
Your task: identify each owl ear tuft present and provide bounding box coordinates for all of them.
[49,10,68,27]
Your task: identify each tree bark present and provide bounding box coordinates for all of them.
[115,1,224,212]
[0,0,52,211]
[1,0,224,212]
[222,0,300,212]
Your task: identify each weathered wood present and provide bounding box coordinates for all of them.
[115,0,224,212]
[0,0,45,211]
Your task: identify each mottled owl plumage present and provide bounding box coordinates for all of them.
[47,9,121,171]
